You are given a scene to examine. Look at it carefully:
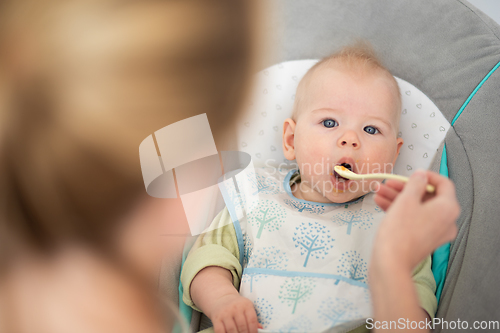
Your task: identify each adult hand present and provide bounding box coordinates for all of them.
[373,170,460,272]
[209,293,261,333]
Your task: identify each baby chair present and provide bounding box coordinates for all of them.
[161,1,500,332]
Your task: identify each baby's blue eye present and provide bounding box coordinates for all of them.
[364,126,379,135]
[323,119,338,128]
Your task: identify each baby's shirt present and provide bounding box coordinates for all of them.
[181,168,437,332]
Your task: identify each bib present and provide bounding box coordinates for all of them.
[220,167,385,332]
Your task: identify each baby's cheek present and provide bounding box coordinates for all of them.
[381,149,398,172]
[366,148,397,172]
[298,148,324,175]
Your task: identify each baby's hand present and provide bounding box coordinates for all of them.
[208,294,262,333]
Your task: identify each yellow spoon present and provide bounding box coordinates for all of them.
[333,165,435,193]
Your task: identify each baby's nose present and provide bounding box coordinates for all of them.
[338,132,360,149]
[340,140,358,148]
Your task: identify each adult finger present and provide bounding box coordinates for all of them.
[375,183,401,202]
[374,193,392,211]
[383,179,406,192]
[244,308,259,333]
[235,312,249,333]
[425,171,457,197]
[398,170,428,202]
[426,194,461,225]
[422,201,459,245]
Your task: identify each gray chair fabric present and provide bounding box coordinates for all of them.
[169,1,500,331]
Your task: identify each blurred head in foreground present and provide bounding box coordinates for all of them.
[0,0,257,330]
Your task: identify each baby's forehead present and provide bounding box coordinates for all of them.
[301,65,399,105]
[306,62,394,89]
[295,64,401,128]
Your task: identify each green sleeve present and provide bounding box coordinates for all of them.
[412,255,437,319]
[180,207,241,312]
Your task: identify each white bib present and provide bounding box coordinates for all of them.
[220,167,385,332]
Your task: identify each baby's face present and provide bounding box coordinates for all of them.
[283,67,404,203]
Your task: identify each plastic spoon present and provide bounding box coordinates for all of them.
[333,165,435,193]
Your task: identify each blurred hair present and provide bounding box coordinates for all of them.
[292,40,401,121]
[0,0,259,272]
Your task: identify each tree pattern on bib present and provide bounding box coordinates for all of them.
[254,298,274,327]
[318,297,360,327]
[245,247,289,292]
[246,172,280,195]
[337,250,368,283]
[283,198,325,214]
[293,222,334,267]
[332,209,373,235]
[248,247,289,270]
[278,277,316,314]
[242,233,253,267]
[278,315,313,333]
[222,180,245,216]
[247,199,286,238]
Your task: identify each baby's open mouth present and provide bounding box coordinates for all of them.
[333,163,352,182]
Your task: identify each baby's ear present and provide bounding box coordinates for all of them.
[393,137,404,163]
[396,137,404,154]
[282,118,296,160]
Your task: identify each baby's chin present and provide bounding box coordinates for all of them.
[323,189,368,204]
[322,178,381,204]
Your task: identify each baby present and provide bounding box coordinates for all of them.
[284,44,403,205]
[181,43,437,333]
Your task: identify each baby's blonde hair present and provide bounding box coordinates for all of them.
[292,41,401,122]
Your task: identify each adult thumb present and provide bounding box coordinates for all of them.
[400,170,428,201]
